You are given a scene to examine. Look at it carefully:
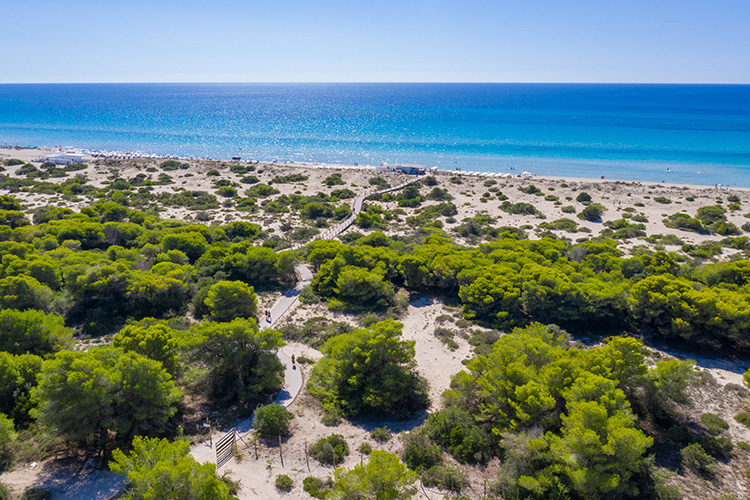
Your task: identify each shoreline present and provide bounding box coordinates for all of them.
[1,145,746,193]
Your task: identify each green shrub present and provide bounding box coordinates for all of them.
[310,434,349,465]
[700,413,729,435]
[664,213,708,233]
[321,408,341,427]
[576,192,592,203]
[159,160,188,171]
[330,188,355,199]
[680,443,716,476]
[369,176,389,188]
[697,205,726,225]
[654,196,672,204]
[5,159,24,166]
[323,173,345,186]
[0,482,8,500]
[303,477,333,499]
[518,184,543,195]
[359,442,372,455]
[300,286,321,304]
[245,183,279,198]
[206,169,220,176]
[239,175,260,184]
[17,164,38,176]
[271,174,308,184]
[578,203,606,222]
[500,202,538,216]
[401,429,442,471]
[561,205,576,213]
[229,164,249,174]
[370,427,392,443]
[254,404,294,436]
[538,218,579,232]
[701,436,733,458]
[423,407,490,464]
[216,186,237,198]
[275,474,293,491]
[421,465,468,492]
[735,412,750,428]
[737,441,750,452]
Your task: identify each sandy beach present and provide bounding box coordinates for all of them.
[2,146,748,254]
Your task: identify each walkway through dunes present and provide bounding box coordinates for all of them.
[190,175,422,466]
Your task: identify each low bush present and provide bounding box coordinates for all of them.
[423,407,491,464]
[359,442,372,455]
[330,188,355,199]
[159,160,188,171]
[216,186,236,198]
[303,477,333,499]
[323,173,345,186]
[700,413,729,435]
[369,176,390,188]
[370,427,392,443]
[500,202,538,216]
[421,465,469,493]
[538,218,579,232]
[518,184,543,195]
[701,436,733,458]
[275,474,293,491]
[401,429,442,471]
[735,412,750,428]
[254,404,294,436]
[310,434,349,465]
[229,164,250,174]
[578,203,606,222]
[271,174,308,184]
[239,175,260,184]
[654,196,672,204]
[681,443,716,476]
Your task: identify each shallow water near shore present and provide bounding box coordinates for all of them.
[1,83,750,186]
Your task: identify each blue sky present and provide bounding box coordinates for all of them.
[2,0,748,83]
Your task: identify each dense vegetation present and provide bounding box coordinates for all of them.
[308,320,429,419]
[306,230,750,351]
[3,169,750,499]
[0,194,288,496]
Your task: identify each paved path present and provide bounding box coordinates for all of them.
[190,264,311,464]
[285,178,418,251]
[192,176,420,465]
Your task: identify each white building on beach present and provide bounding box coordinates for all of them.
[33,153,85,165]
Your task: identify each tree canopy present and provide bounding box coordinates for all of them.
[32,347,182,452]
[308,320,429,418]
[110,436,235,500]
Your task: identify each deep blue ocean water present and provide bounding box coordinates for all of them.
[1,83,750,186]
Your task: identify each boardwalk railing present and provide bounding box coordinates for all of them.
[279,178,420,253]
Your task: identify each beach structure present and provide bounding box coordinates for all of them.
[394,163,426,175]
[33,152,84,165]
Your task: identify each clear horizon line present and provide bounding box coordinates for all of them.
[1,81,749,86]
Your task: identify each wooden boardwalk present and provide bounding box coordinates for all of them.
[283,178,419,252]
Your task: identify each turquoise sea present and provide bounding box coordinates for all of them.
[1,83,749,187]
